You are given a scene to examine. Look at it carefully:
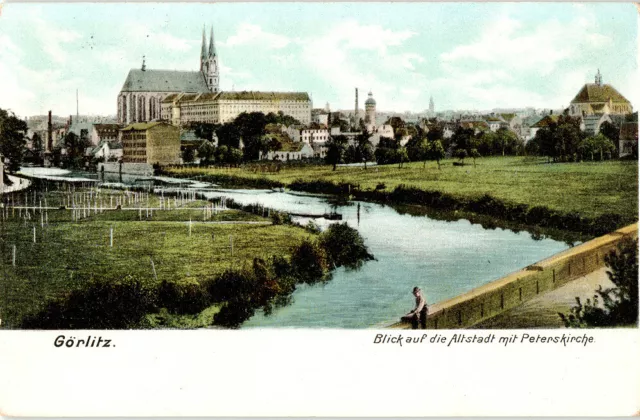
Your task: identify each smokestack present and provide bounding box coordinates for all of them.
[354,88,358,130]
[47,111,53,152]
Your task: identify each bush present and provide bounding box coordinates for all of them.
[157,278,210,315]
[22,275,155,329]
[318,223,374,269]
[559,238,638,327]
[290,239,328,284]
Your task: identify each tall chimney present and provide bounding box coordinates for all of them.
[354,88,359,130]
[47,111,53,152]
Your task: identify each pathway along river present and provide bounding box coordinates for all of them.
[20,168,572,328]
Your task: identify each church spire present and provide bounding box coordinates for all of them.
[209,26,216,57]
[200,26,207,71]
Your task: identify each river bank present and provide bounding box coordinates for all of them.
[162,166,633,238]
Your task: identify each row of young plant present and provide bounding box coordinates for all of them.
[21,222,374,329]
[287,180,630,237]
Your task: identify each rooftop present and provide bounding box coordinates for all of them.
[571,83,631,104]
[121,69,209,93]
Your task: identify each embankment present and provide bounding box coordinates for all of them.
[389,223,638,329]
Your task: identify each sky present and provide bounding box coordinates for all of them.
[0,2,637,118]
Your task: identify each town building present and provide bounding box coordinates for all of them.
[569,70,633,117]
[311,109,329,126]
[120,122,180,169]
[581,113,612,137]
[91,124,120,146]
[161,91,312,126]
[92,141,123,162]
[619,121,638,157]
[117,27,219,124]
[263,142,314,161]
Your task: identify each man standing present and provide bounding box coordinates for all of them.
[402,287,428,329]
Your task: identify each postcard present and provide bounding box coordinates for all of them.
[0,1,638,416]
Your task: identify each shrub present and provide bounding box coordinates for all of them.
[22,275,155,329]
[559,238,638,327]
[157,278,210,315]
[290,239,328,284]
[318,223,374,269]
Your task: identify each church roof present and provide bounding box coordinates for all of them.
[571,83,631,104]
[121,69,209,93]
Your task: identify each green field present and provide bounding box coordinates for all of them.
[0,188,313,328]
[167,157,638,219]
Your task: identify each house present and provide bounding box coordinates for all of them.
[118,121,180,172]
[91,124,120,146]
[93,141,123,161]
[263,142,314,161]
[529,115,561,140]
[581,114,612,137]
[619,122,638,157]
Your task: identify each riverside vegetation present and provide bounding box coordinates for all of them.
[164,157,637,237]
[1,181,373,329]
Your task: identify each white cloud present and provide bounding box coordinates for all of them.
[434,7,615,110]
[222,23,291,50]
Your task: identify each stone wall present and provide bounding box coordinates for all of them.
[98,162,154,176]
[389,223,638,329]
[147,125,180,166]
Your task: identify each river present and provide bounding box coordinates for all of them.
[19,167,572,328]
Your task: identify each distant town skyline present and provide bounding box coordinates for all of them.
[0,2,636,118]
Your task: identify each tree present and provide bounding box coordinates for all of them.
[0,108,27,172]
[407,136,430,168]
[355,132,374,169]
[426,125,444,142]
[198,140,216,165]
[455,148,468,164]
[451,127,475,152]
[31,132,44,157]
[599,121,620,144]
[494,127,520,156]
[470,148,481,167]
[578,133,615,161]
[61,131,89,169]
[227,147,244,165]
[193,122,220,142]
[374,137,399,165]
[397,147,408,168]
[325,135,347,171]
[559,239,638,327]
[215,145,228,163]
[216,123,241,149]
[181,147,195,163]
[234,112,268,161]
[318,223,374,269]
[428,140,446,170]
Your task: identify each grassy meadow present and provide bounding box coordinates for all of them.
[0,187,313,328]
[166,157,638,220]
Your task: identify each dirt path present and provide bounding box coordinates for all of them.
[472,267,615,329]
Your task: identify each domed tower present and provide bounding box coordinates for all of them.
[365,91,376,127]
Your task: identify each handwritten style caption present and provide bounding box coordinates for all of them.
[373,332,595,348]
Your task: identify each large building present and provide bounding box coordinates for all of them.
[117,27,219,124]
[120,27,311,127]
[161,91,312,126]
[569,70,633,117]
[120,122,180,166]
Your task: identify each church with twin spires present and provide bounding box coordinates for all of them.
[117,27,218,124]
[117,26,311,126]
